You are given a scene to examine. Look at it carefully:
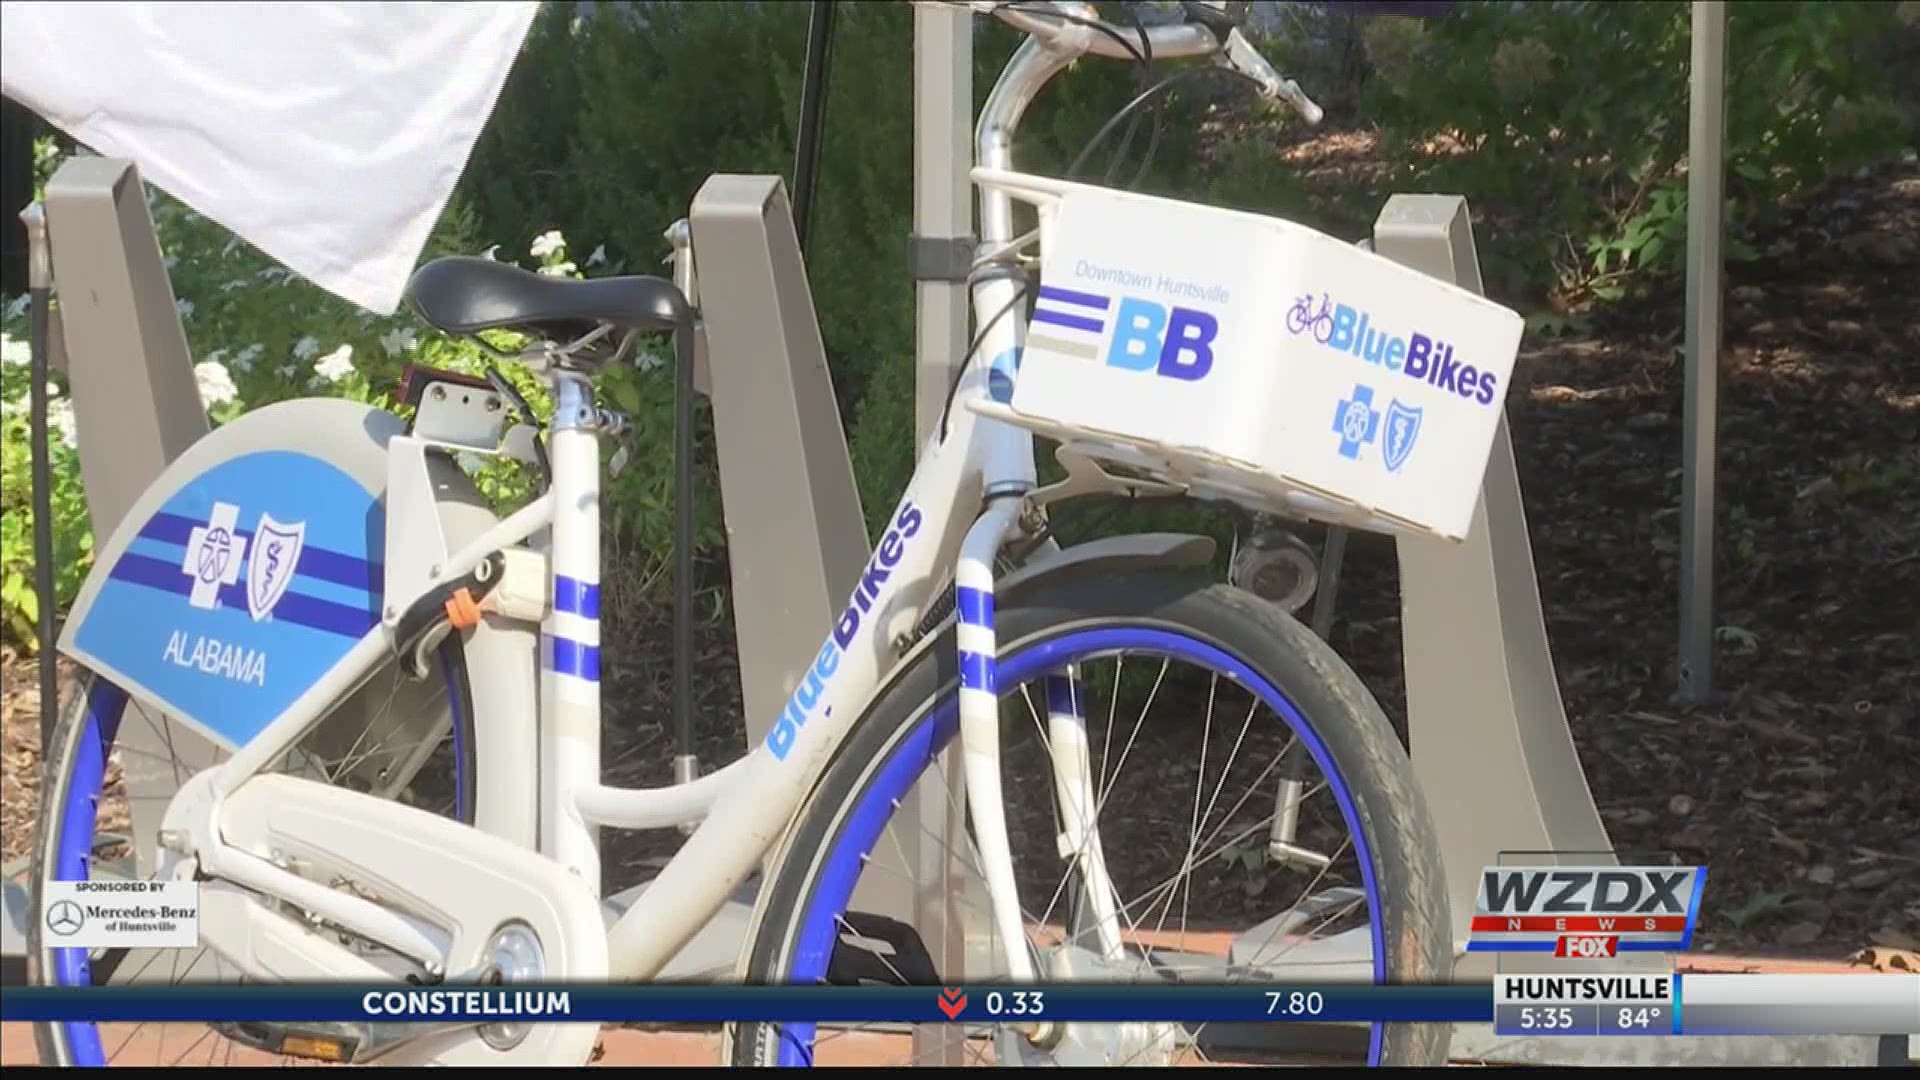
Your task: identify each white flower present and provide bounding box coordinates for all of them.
[4,294,29,321]
[163,255,179,272]
[194,360,237,408]
[537,261,577,278]
[277,363,297,380]
[47,396,77,448]
[237,342,267,369]
[175,298,194,321]
[380,327,416,358]
[293,335,321,361]
[480,244,501,261]
[637,351,665,373]
[530,230,566,259]
[586,244,608,267]
[314,344,355,384]
[1,332,28,368]
[220,278,249,293]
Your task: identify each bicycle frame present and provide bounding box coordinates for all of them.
[183,2,1223,990]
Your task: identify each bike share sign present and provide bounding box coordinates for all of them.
[983,172,1526,542]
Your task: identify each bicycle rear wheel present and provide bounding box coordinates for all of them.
[27,639,475,1067]
[731,567,1451,1067]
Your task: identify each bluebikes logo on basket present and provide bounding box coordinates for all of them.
[767,500,926,762]
[1288,291,1500,407]
[1026,262,1232,383]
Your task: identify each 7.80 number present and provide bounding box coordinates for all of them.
[1265,991,1326,1017]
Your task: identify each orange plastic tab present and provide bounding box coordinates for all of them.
[444,588,483,630]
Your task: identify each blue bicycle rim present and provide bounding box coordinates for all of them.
[48,672,469,1067]
[51,679,127,1067]
[771,626,1389,1067]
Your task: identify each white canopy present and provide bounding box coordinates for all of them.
[1,1,539,314]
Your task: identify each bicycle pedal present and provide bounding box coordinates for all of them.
[1265,839,1333,871]
[215,1020,362,1063]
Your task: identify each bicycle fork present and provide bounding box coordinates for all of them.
[954,501,1127,992]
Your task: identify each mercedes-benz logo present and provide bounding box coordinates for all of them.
[45,899,85,937]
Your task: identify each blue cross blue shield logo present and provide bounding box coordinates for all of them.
[1332,384,1380,460]
[247,514,306,621]
[1382,399,1423,473]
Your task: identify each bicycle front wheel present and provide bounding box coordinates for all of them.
[731,567,1451,1067]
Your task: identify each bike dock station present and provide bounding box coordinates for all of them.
[5,2,1911,1070]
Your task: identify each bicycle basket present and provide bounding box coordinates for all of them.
[967,169,1525,542]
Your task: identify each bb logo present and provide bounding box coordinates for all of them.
[1029,285,1217,382]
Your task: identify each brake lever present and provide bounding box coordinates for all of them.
[1216,28,1323,126]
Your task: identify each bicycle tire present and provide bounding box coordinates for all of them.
[729,566,1451,1067]
[26,636,477,1067]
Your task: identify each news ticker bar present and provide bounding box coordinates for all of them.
[2,984,1472,1025]
[2,976,1915,1035]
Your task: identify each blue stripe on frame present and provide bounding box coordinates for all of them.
[1044,676,1080,717]
[545,635,601,682]
[958,650,995,693]
[553,576,601,619]
[954,586,993,628]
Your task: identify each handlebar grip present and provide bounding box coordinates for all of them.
[1279,79,1325,126]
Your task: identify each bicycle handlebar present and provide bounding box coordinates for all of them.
[955,0,1322,126]
[988,2,1222,61]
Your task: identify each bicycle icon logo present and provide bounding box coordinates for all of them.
[1286,292,1335,344]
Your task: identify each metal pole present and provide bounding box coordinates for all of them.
[912,5,974,446]
[22,201,58,746]
[912,2,972,1064]
[791,0,838,257]
[1679,1,1725,704]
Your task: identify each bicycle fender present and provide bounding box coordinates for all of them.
[1000,532,1217,605]
[58,396,504,755]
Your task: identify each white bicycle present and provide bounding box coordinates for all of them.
[30,1,1451,1067]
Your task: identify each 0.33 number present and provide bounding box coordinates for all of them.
[985,991,1045,1017]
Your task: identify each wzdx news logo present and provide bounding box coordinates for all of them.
[1469,865,1707,957]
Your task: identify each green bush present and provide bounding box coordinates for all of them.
[0,140,723,649]
[1351,1,1917,304]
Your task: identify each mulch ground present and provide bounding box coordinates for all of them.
[3,145,1914,964]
